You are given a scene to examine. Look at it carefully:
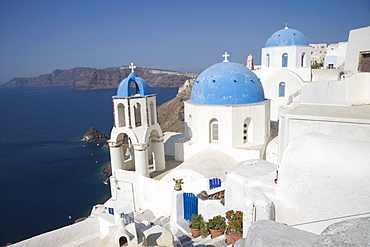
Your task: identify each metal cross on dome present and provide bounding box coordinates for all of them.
[129,62,136,73]
[222,52,230,62]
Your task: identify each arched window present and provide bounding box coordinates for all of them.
[210,119,219,142]
[266,54,270,68]
[117,103,125,127]
[301,52,306,67]
[243,118,252,143]
[134,103,142,127]
[279,82,286,97]
[150,101,155,125]
[282,53,288,67]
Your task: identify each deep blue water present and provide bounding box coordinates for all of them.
[0,86,178,245]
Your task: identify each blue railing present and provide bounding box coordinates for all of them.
[209,178,221,189]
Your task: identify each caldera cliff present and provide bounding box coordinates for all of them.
[2,66,198,90]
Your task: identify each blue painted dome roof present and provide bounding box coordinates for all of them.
[189,62,266,105]
[265,26,308,47]
[115,72,153,97]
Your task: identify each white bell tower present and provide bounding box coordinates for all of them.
[109,63,165,178]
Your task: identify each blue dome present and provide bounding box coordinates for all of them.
[265,26,308,47]
[189,62,266,105]
[115,72,153,97]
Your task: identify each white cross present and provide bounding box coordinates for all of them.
[129,62,136,72]
[222,52,230,62]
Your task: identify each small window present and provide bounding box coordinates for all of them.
[282,53,288,67]
[266,54,270,67]
[279,82,286,97]
[117,103,126,127]
[210,119,219,142]
[301,53,306,67]
[134,103,142,127]
[243,118,252,143]
[212,123,219,141]
[150,101,155,125]
[359,52,370,72]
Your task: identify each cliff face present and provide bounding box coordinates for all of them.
[157,79,194,133]
[2,66,198,89]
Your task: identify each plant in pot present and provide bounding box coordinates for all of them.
[173,178,183,191]
[225,210,243,245]
[224,224,233,245]
[200,221,210,239]
[189,214,203,238]
[207,215,226,239]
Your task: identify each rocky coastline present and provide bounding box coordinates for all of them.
[80,127,109,144]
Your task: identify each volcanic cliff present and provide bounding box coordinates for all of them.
[2,66,198,90]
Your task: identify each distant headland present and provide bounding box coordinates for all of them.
[1,66,198,90]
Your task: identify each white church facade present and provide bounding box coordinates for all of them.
[176,56,270,164]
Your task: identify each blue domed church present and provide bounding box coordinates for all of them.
[176,54,271,163]
[254,25,312,122]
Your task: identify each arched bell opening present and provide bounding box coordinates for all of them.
[148,129,165,172]
[119,236,128,246]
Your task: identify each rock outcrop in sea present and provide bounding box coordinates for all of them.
[80,127,109,143]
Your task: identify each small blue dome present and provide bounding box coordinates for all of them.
[115,72,153,97]
[265,26,308,47]
[189,62,266,105]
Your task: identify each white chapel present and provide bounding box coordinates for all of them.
[175,54,270,164]
[254,25,312,122]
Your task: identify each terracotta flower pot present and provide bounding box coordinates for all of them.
[225,231,233,245]
[230,232,243,245]
[174,184,182,191]
[190,228,200,238]
[210,229,224,239]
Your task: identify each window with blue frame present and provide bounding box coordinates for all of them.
[279,82,286,97]
[282,53,288,67]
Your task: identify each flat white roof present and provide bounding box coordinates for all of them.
[283,104,370,123]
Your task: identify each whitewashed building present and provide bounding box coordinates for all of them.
[254,25,312,122]
[175,56,270,164]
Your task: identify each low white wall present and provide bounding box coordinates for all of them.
[198,199,225,221]
[300,81,349,105]
[164,132,185,156]
[276,133,370,234]
[12,217,100,247]
[115,170,174,217]
[347,73,370,105]
[311,69,340,81]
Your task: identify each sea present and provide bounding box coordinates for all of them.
[0,86,178,245]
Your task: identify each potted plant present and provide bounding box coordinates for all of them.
[225,210,243,245]
[224,224,233,245]
[200,222,210,239]
[189,214,203,238]
[173,178,183,191]
[207,215,226,239]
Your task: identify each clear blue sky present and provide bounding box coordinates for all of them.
[0,0,369,84]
